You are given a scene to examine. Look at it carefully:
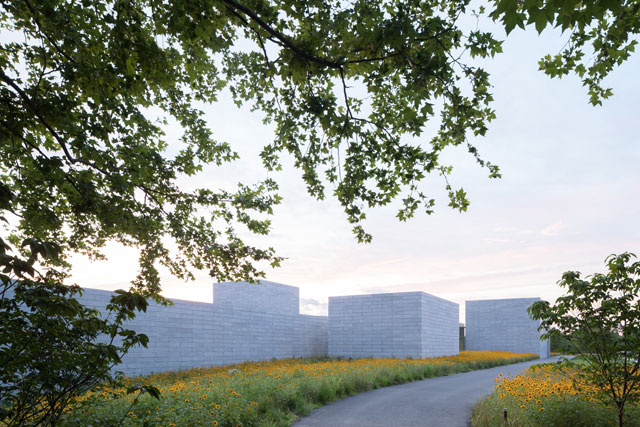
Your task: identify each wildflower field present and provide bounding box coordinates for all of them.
[472,363,640,427]
[56,351,536,427]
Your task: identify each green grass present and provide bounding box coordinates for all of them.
[57,351,538,427]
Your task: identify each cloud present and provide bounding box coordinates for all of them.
[541,221,564,236]
[300,297,328,316]
[483,238,514,244]
[494,226,535,236]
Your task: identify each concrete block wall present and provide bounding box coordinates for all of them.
[213,281,299,315]
[8,279,551,378]
[329,293,421,358]
[465,298,550,358]
[77,285,327,377]
[420,293,460,357]
[329,292,459,359]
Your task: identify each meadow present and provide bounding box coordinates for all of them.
[472,363,640,427]
[57,351,537,427]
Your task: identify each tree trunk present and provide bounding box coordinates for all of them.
[617,402,625,427]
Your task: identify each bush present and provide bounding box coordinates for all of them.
[472,363,640,427]
[0,237,155,426]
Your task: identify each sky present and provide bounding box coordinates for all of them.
[68,17,640,322]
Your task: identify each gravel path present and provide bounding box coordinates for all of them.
[292,356,562,427]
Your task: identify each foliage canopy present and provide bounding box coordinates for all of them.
[1,0,638,289]
[492,0,640,106]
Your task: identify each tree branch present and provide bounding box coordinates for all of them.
[0,119,84,196]
[339,67,353,120]
[221,0,343,69]
[0,70,105,173]
[223,0,458,75]
[22,0,78,65]
[1,71,171,216]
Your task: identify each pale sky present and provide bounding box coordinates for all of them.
[69,20,640,322]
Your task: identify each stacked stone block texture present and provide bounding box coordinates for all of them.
[213,280,299,314]
[328,292,459,359]
[77,284,327,377]
[14,278,553,377]
[465,298,550,358]
[420,293,460,358]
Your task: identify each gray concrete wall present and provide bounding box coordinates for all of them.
[213,281,299,315]
[420,293,460,357]
[465,298,550,358]
[8,278,550,378]
[77,285,327,377]
[329,293,421,358]
[329,292,459,359]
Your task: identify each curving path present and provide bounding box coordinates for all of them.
[293,356,562,427]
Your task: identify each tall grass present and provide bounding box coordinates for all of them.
[55,351,537,427]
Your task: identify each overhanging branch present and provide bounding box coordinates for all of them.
[0,70,103,173]
[221,0,343,69]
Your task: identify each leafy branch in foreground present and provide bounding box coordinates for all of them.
[3,0,637,280]
[0,234,158,426]
[529,252,640,427]
[491,0,640,106]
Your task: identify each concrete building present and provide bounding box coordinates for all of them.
[328,292,459,359]
[53,283,549,377]
[465,298,550,358]
[76,282,327,376]
[213,280,299,315]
